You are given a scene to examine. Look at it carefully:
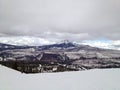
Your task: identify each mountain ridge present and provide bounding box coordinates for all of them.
[0,40,119,51]
[0,41,120,73]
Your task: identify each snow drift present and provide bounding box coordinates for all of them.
[0,65,120,90]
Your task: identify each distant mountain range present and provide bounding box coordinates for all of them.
[0,41,120,58]
[0,41,120,73]
[0,43,33,50]
[0,40,103,50]
[0,41,120,59]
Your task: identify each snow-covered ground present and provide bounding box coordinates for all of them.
[0,65,120,90]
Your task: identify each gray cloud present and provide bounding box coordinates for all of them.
[0,0,120,41]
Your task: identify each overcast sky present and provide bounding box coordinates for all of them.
[0,0,120,49]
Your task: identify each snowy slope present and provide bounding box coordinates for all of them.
[0,65,120,90]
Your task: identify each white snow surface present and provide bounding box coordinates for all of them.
[0,65,120,90]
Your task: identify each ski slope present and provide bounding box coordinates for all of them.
[0,65,120,90]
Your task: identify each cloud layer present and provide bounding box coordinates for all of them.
[0,0,120,49]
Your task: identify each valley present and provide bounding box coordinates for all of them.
[0,41,120,73]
